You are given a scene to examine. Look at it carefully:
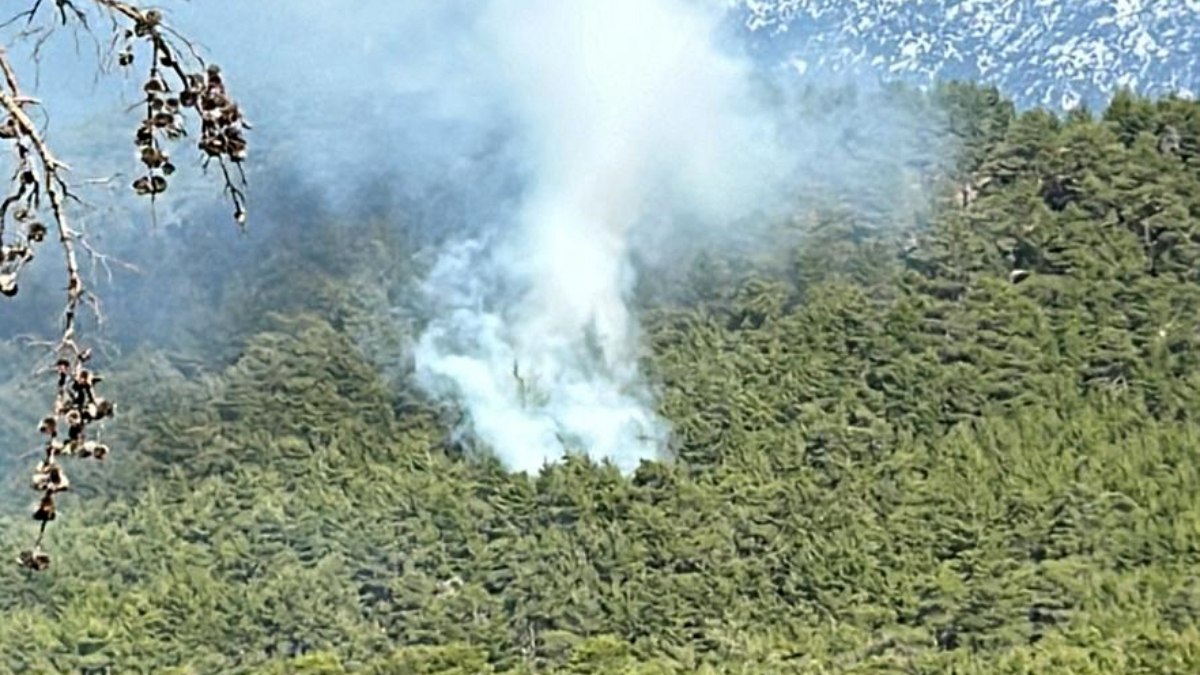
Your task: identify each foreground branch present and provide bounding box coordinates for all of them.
[1,47,102,572]
[1,0,250,571]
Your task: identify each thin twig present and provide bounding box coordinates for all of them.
[1,0,249,570]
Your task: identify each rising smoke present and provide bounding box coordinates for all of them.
[409,0,801,474]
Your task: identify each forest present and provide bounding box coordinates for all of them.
[1,79,1199,673]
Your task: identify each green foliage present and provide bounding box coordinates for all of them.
[2,84,1200,673]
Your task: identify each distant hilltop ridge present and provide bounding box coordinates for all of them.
[735,0,1199,110]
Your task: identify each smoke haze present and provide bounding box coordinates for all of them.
[407,0,800,474]
[4,0,944,475]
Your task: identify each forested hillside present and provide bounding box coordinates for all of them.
[1,83,1199,673]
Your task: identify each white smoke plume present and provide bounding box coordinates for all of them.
[411,0,796,474]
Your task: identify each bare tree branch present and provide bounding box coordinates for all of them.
[1,0,250,571]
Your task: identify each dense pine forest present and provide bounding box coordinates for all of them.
[1,82,1199,673]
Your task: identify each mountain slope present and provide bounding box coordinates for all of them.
[737,0,1200,110]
